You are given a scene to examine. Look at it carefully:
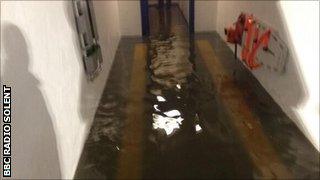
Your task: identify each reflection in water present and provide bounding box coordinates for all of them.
[90,94,123,144]
[144,7,253,179]
[149,35,193,89]
[75,5,319,180]
[152,113,184,135]
[163,109,181,117]
[149,6,194,136]
[149,29,193,136]
[156,95,166,102]
[195,123,203,133]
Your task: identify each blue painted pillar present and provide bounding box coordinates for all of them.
[140,0,150,36]
[189,0,195,34]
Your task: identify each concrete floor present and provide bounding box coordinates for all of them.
[74,5,319,179]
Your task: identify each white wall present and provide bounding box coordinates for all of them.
[279,1,319,150]
[1,1,120,179]
[118,1,142,36]
[195,1,217,32]
[178,0,217,32]
[215,1,319,150]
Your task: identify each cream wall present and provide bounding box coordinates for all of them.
[178,0,217,32]
[118,1,142,36]
[195,1,217,32]
[215,1,319,150]
[1,1,121,179]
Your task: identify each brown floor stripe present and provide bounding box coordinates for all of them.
[196,40,292,179]
[116,43,147,179]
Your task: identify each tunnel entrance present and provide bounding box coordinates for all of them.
[140,0,195,36]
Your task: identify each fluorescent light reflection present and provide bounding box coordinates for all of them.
[195,124,202,133]
[157,96,166,102]
[176,84,181,89]
[163,109,181,117]
[152,113,184,135]
[153,104,160,112]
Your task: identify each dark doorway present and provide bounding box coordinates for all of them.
[189,0,195,34]
[140,0,195,36]
[140,0,150,36]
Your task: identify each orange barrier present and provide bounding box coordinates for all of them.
[225,13,271,70]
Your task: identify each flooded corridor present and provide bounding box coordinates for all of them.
[74,5,319,179]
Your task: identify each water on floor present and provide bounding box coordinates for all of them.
[74,5,319,179]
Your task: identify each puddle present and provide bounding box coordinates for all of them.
[74,5,319,180]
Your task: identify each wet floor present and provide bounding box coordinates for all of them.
[74,5,319,179]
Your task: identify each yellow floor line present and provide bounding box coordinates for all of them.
[196,40,292,179]
[116,43,147,179]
